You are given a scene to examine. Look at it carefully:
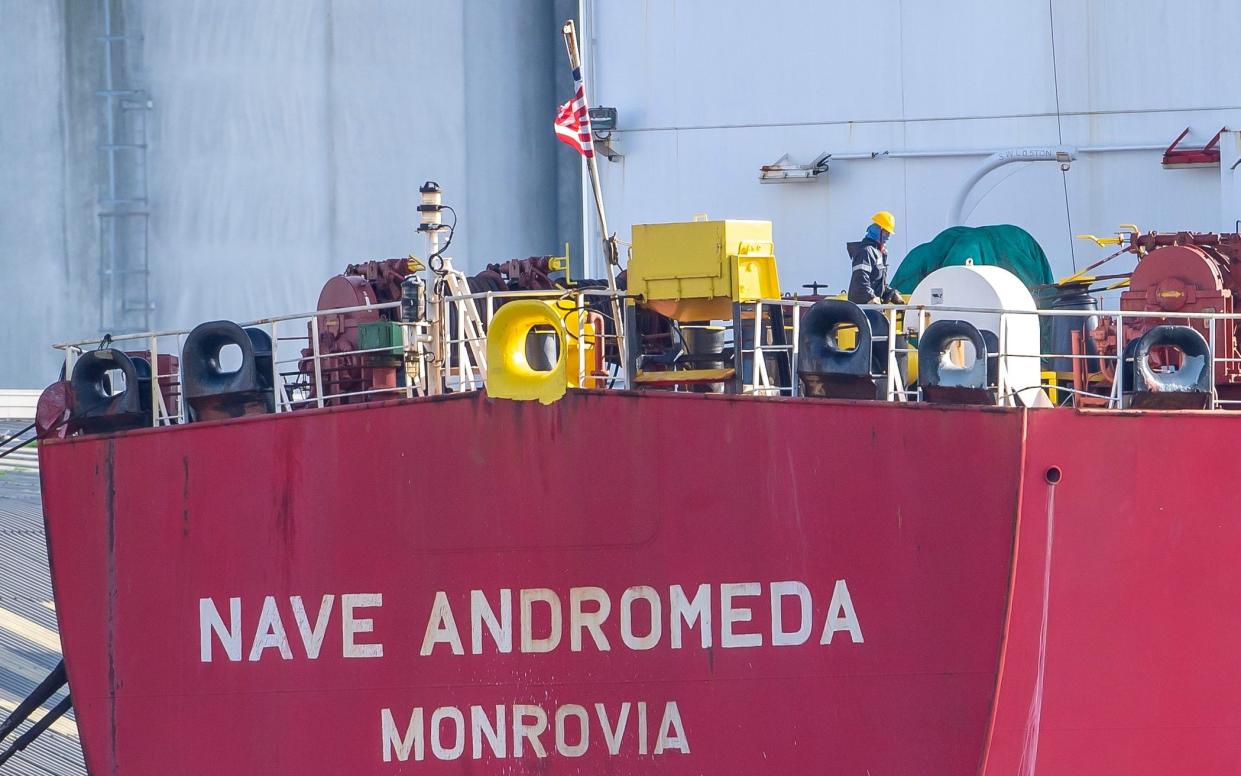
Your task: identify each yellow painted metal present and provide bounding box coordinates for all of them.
[484,301,568,404]
[633,367,736,385]
[1075,233,1123,248]
[545,298,601,389]
[629,220,781,321]
[548,242,571,283]
[835,324,859,351]
[1074,224,1139,252]
[1041,371,1059,405]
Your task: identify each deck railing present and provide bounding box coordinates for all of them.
[51,290,1241,427]
[736,299,1241,410]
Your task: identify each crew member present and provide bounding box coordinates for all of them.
[847,211,904,305]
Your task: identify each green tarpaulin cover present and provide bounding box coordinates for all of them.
[889,224,1054,293]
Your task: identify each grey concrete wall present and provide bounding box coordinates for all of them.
[465,0,556,266]
[0,1,100,387]
[143,0,582,331]
[0,0,581,387]
[552,0,585,279]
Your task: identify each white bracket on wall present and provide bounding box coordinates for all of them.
[759,152,830,184]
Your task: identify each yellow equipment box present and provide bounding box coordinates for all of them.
[628,220,781,321]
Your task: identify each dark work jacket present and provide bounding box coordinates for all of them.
[847,238,900,304]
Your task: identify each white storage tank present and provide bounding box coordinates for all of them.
[906,263,1047,407]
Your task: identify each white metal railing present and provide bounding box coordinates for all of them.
[50,291,1241,427]
[54,300,432,426]
[737,299,1241,410]
[52,287,630,427]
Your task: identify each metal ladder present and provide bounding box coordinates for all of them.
[98,0,153,333]
[437,258,489,390]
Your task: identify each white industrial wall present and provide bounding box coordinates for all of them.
[0,2,93,385]
[6,0,1241,389]
[585,0,1241,295]
[0,0,581,388]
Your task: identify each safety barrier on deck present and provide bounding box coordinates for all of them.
[47,292,1241,429]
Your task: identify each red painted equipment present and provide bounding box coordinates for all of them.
[300,256,599,404]
[34,381,72,439]
[300,258,421,405]
[1162,127,1225,169]
[1076,231,1241,400]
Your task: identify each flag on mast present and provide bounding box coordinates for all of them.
[554,67,595,158]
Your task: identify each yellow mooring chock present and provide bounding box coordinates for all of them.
[484,299,602,404]
[485,300,568,405]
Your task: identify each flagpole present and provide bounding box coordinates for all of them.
[562,19,626,371]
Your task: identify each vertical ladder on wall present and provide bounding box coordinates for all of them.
[97,0,152,333]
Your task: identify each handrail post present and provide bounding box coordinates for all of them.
[790,300,800,397]
[623,299,638,390]
[148,335,161,426]
[996,313,1010,404]
[751,301,764,393]
[886,307,899,401]
[310,314,325,408]
[730,303,744,395]
[425,290,442,396]
[176,335,187,423]
[576,292,587,388]
[269,321,282,413]
[1111,313,1125,409]
[401,322,414,399]
[917,308,928,403]
[1209,317,1218,410]
[456,297,467,391]
[615,290,628,386]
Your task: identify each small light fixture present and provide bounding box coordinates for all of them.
[589,106,618,133]
[588,107,622,162]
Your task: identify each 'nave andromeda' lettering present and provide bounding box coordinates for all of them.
[198,579,864,662]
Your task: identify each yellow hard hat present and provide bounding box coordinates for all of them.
[871,211,896,234]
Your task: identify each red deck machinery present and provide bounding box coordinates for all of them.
[300,258,421,405]
[300,255,605,404]
[1076,231,1241,402]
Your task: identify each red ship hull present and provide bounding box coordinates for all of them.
[37,391,1241,773]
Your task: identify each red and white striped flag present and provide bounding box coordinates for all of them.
[554,67,594,158]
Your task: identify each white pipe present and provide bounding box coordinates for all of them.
[949,146,1076,225]
[829,143,1163,161]
[825,142,1165,227]
[829,149,989,160]
[1079,144,1165,153]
